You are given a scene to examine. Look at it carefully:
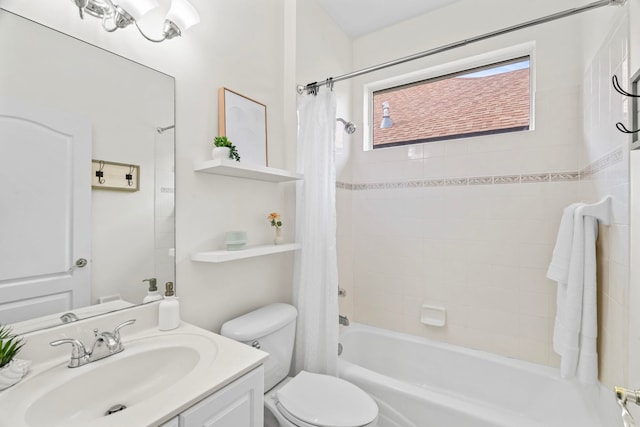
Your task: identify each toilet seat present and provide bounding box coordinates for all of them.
[275,371,378,427]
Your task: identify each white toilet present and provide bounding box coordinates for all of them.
[220,303,378,427]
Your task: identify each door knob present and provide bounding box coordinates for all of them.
[75,258,88,268]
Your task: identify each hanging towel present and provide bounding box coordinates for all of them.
[547,203,599,384]
[547,203,582,284]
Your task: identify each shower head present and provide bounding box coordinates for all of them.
[337,118,356,135]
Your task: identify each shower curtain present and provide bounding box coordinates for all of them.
[293,89,339,376]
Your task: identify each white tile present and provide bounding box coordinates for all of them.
[466,306,520,337]
[519,267,552,294]
[609,224,630,265]
[519,314,550,343]
[519,337,549,365]
[518,243,553,269]
[519,290,549,317]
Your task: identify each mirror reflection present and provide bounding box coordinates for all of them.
[0,9,175,334]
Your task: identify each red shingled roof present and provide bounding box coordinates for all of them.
[373,68,530,146]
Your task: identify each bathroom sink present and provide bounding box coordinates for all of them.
[1,332,219,427]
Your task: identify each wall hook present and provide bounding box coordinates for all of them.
[612,75,640,98]
[616,122,640,134]
[612,75,640,134]
[96,160,105,184]
[126,165,135,186]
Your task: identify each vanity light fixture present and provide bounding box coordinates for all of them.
[71,0,200,42]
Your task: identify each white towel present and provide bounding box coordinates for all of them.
[547,203,582,285]
[547,203,599,384]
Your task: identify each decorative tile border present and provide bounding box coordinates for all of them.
[550,172,580,182]
[336,147,624,191]
[444,177,468,186]
[468,176,493,185]
[580,146,624,180]
[494,175,520,184]
[521,173,549,183]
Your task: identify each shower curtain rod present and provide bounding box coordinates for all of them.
[297,0,626,94]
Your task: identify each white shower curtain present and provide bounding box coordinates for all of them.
[293,89,339,376]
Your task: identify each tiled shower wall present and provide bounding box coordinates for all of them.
[337,5,631,376]
[581,13,630,388]
[343,172,587,366]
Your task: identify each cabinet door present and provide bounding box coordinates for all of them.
[179,366,264,427]
[160,417,179,427]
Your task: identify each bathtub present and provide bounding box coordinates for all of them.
[338,323,620,427]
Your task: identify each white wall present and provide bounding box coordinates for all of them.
[1,0,298,332]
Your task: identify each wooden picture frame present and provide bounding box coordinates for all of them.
[218,87,268,166]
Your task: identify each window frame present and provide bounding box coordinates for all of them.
[362,42,536,151]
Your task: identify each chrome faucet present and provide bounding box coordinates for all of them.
[339,315,350,326]
[616,386,639,427]
[50,319,136,368]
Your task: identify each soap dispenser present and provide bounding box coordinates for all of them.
[158,282,180,331]
[142,278,162,303]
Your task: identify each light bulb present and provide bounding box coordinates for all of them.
[117,0,158,21]
[166,0,200,32]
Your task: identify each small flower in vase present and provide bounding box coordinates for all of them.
[268,212,284,244]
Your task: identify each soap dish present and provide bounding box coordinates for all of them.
[420,304,446,327]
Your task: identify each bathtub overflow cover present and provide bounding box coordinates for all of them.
[105,404,127,416]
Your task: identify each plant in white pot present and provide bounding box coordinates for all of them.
[212,136,241,162]
[0,325,29,390]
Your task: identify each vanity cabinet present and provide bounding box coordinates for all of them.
[159,366,264,427]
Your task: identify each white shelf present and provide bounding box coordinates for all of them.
[191,243,301,263]
[194,159,302,182]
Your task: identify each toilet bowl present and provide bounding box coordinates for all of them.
[220,303,378,427]
[268,371,377,427]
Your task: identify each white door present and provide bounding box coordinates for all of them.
[0,97,91,324]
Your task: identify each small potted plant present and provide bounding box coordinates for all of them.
[212,136,241,162]
[0,325,29,390]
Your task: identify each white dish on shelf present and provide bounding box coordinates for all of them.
[224,231,247,250]
[225,241,247,250]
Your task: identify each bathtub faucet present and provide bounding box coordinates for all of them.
[339,315,350,326]
[615,386,638,427]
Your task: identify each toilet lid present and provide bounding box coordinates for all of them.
[275,371,378,427]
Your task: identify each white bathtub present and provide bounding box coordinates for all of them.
[338,323,621,427]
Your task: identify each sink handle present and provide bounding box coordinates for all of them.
[50,338,87,359]
[112,319,136,342]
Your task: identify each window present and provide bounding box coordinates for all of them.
[371,56,531,149]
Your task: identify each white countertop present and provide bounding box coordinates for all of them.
[0,303,267,427]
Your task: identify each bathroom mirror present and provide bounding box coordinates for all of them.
[0,9,175,334]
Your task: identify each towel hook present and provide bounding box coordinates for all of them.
[96,160,105,184]
[616,122,640,134]
[612,75,640,98]
[126,165,135,187]
[612,75,640,134]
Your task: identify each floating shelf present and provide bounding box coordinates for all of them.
[191,243,301,263]
[194,159,302,182]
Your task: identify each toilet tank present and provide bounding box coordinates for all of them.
[220,303,298,391]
